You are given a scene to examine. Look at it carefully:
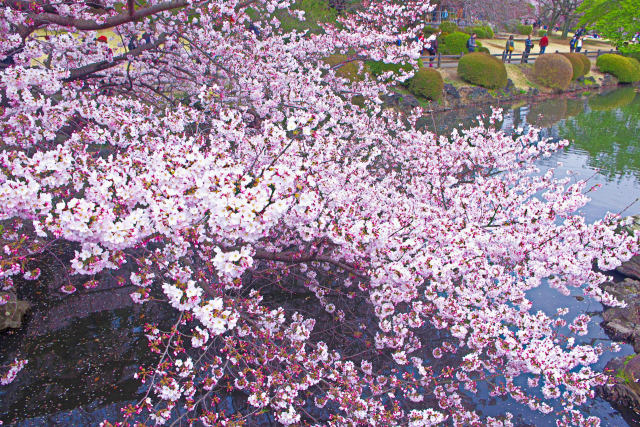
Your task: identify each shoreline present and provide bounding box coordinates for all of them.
[383,63,634,114]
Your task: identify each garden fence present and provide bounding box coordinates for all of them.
[421,48,620,69]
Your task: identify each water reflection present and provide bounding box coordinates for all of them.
[560,88,640,182]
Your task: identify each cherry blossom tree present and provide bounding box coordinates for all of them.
[0,0,637,425]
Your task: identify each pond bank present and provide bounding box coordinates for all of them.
[599,216,640,413]
[384,63,630,113]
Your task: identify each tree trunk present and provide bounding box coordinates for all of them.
[561,19,571,38]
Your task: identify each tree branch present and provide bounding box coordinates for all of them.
[30,1,190,31]
[63,34,167,81]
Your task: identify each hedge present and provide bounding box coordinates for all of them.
[588,86,637,111]
[457,52,508,89]
[423,25,438,36]
[439,21,460,35]
[596,54,640,83]
[538,30,547,37]
[468,25,494,39]
[561,53,586,80]
[406,68,444,101]
[578,54,591,74]
[517,24,533,35]
[504,19,520,34]
[324,54,362,81]
[440,32,470,55]
[366,60,413,80]
[533,53,573,90]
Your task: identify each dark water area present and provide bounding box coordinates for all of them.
[2,87,640,425]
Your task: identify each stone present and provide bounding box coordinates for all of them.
[467,87,489,100]
[443,83,460,100]
[0,291,31,330]
[617,255,640,281]
[380,92,402,108]
[599,354,640,412]
[398,93,420,109]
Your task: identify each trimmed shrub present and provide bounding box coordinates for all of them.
[596,53,640,83]
[439,21,460,35]
[517,23,533,35]
[276,0,337,34]
[621,47,640,63]
[324,54,362,81]
[440,31,470,55]
[578,54,591,74]
[630,57,640,78]
[470,26,493,39]
[561,53,586,80]
[533,53,573,90]
[588,87,637,111]
[406,68,444,101]
[423,25,438,36]
[504,19,520,33]
[351,95,366,108]
[538,29,547,37]
[477,46,490,54]
[457,52,508,89]
[366,60,413,81]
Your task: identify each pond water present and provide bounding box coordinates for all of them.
[1,87,640,425]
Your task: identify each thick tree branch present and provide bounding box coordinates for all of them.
[30,1,190,30]
[64,34,167,81]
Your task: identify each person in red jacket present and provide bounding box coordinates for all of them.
[539,34,549,54]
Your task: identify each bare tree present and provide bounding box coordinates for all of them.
[536,0,582,37]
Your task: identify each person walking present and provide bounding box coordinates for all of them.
[569,34,577,53]
[467,33,477,52]
[426,30,441,67]
[523,34,533,63]
[539,33,549,54]
[504,35,515,63]
[575,35,583,52]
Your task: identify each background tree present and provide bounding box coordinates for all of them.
[578,0,640,55]
[536,0,583,37]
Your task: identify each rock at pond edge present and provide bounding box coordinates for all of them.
[0,291,31,330]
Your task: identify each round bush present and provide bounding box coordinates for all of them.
[324,54,362,81]
[470,26,492,39]
[504,19,520,33]
[366,60,413,79]
[533,53,573,90]
[457,52,508,89]
[561,53,586,80]
[597,54,640,83]
[588,87,637,111]
[578,54,591,74]
[440,31,470,55]
[483,25,495,39]
[423,25,438,36]
[439,21,460,35]
[629,57,640,78]
[517,24,533,35]
[406,68,444,101]
[621,47,640,63]
[538,29,547,37]
[477,46,490,54]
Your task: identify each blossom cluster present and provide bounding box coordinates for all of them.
[1,0,638,425]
